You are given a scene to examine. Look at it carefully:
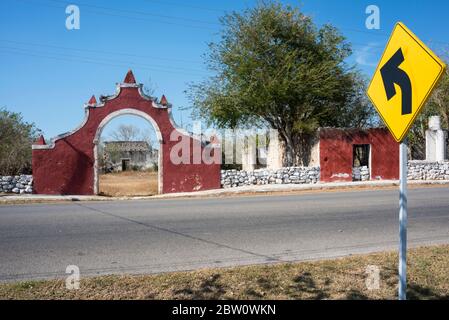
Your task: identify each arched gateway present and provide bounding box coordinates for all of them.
[32,71,221,195]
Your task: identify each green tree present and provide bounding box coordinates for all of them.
[188,1,377,166]
[0,108,41,175]
[427,66,449,128]
[408,65,449,159]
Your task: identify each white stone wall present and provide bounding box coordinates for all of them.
[2,162,447,195]
[266,132,284,170]
[221,162,449,189]
[0,175,33,194]
[352,166,370,181]
[241,136,257,171]
[221,167,320,188]
[408,161,449,180]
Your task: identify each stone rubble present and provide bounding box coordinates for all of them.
[408,161,449,180]
[2,162,449,194]
[222,161,449,189]
[221,167,320,188]
[0,175,33,194]
[352,166,370,181]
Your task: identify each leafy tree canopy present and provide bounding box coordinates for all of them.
[409,65,449,159]
[188,1,377,165]
[0,108,41,175]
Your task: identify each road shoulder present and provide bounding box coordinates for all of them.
[1,180,449,205]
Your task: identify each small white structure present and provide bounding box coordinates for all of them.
[242,136,257,171]
[266,130,284,170]
[426,116,447,161]
[103,141,158,172]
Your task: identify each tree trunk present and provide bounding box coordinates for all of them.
[441,111,449,130]
[278,128,295,167]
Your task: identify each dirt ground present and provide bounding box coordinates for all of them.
[99,171,158,197]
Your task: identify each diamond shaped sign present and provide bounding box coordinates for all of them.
[367,22,446,142]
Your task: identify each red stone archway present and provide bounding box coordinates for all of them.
[32,71,221,195]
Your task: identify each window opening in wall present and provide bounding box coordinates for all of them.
[353,144,370,181]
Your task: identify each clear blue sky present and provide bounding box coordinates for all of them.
[1,0,449,142]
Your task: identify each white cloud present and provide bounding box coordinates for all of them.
[354,43,380,68]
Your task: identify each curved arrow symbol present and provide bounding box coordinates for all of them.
[380,48,412,115]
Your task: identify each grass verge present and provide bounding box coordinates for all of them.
[1,245,449,300]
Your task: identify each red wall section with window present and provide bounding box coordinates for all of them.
[319,128,399,182]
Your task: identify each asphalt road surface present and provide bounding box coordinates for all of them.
[1,187,449,282]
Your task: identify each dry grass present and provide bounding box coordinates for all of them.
[99,171,158,197]
[1,245,449,300]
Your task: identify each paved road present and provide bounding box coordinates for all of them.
[1,187,449,282]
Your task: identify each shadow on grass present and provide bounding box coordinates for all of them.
[173,274,226,299]
[170,268,449,300]
[292,272,329,299]
[383,265,449,300]
[290,272,369,300]
[172,271,370,300]
[407,284,449,300]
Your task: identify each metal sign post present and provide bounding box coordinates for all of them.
[399,139,408,300]
[367,22,446,300]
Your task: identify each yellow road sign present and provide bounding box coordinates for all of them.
[367,22,446,142]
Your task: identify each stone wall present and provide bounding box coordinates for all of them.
[408,161,449,180]
[221,161,449,189]
[221,167,320,188]
[352,166,370,181]
[0,175,33,194]
[2,162,447,195]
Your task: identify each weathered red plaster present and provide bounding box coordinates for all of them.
[32,71,221,195]
[319,128,399,182]
[123,70,136,84]
[160,94,168,106]
[34,135,46,145]
[87,95,97,105]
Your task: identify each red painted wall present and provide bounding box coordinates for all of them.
[32,72,221,195]
[319,128,399,182]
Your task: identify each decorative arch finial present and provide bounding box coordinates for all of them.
[87,95,97,106]
[35,135,46,145]
[160,94,168,106]
[124,70,136,84]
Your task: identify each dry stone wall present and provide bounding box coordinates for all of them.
[221,167,320,188]
[408,161,449,180]
[2,162,448,195]
[0,175,33,194]
[352,166,370,181]
[222,161,449,189]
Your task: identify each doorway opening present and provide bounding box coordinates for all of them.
[121,159,131,171]
[352,144,371,181]
[96,112,161,197]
